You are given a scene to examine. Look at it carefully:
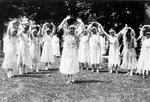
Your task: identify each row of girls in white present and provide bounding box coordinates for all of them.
[58,15,150,83]
[2,17,60,78]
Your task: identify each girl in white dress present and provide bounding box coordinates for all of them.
[136,25,150,78]
[17,18,32,74]
[59,16,81,84]
[29,24,41,72]
[51,34,60,57]
[121,27,137,76]
[89,25,102,73]
[41,22,55,70]
[2,20,19,78]
[2,33,7,54]
[78,29,90,70]
[100,26,123,73]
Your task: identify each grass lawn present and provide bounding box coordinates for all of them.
[0,57,150,102]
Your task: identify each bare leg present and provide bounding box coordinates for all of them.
[115,65,118,74]
[142,70,145,78]
[146,70,149,76]
[19,63,23,75]
[109,66,113,73]
[48,62,52,68]
[129,69,133,76]
[91,64,94,72]
[70,74,74,83]
[7,69,11,78]
[35,65,39,72]
[10,69,14,77]
[85,63,89,70]
[96,64,99,73]
[66,74,71,84]
[45,62,48,70]
[23,64,26,74]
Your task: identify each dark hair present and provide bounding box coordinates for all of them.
[144,27,150,35]
[126,29,132,41]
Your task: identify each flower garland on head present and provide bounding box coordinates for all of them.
[137,25,150,46]
[17,16,30,35]
[7,19,20,37]
[87,21,103,36]
[41,23,49,36]
[42,22,56,36]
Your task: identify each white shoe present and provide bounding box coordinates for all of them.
[97,69,99,73]
[125,72,129,76]
[109,69,112,73]
[7,72,11,78]
[30,65,33,69]
[36,68,39,72]
[45,67,49,70]
[19,68,23,75]
[71,79,75,83]
[99,67,102,69]
[66,80,71,84]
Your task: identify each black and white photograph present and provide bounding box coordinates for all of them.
[0,0,150,101]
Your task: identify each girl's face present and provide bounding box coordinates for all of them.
[145,34,150,38]
[91,28,97,35]
[33,30,38,37]
[84,31,88,36]
[46,30,51,35]
[11,27,18,37]
[69,27,75,35]
[126,29,132,41]
[110,32,115,36]
[23,24,30,32]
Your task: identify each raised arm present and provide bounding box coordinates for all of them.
[57,15,71,32]
[37,25,41,37]
[117,27,128,37]
[41,23,49,36]
[50,22,56,35]
[76,18,84,36]
[98,24,110,38]
[137,26,145,41]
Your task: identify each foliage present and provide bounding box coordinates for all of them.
[0,0,147,37]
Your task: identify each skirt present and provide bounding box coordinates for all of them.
[41,42,54,63]
[60,47,79,74]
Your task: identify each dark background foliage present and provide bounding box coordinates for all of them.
[0,0,149,40]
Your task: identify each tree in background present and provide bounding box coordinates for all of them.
[0,0,147,40]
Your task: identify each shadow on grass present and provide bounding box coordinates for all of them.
[27,68,59,74]
[74,80,112,84]
[13,74,44,78]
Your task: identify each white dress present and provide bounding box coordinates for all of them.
[108,36,120,67]
[29,37,40,64]
[41,35,54,63]
[2,36,17,69]
[78,35,89,63]
[3,35,8,54]
[137,38,150,73]
[17,33,32,66]
[51,35,60,57]
[89,35,102,65]
[59,35,79,74]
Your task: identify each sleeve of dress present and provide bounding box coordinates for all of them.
[76,19,84,36]
[58,16,70,32]
[99,25,110,39]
